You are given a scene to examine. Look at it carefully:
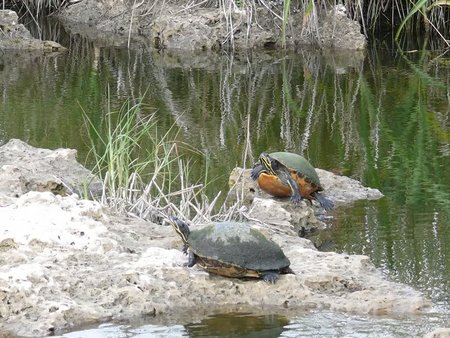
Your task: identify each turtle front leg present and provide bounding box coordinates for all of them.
[250,164,264,180]
[184,252,196,267]
[182,244,189,255]
[260,271,280,284]
[286,175,302,205]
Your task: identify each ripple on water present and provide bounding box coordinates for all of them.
[53,310,449,338]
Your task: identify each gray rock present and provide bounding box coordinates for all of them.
[0,10,67,52]
[424,328,450,338]
[0,142,429,336]
[0,192,430,336]
[56,1,366,51]
[317,168,384,204]
[0,139,102,197]
[319,6,367,50]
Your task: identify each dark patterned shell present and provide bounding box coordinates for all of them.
[188,222,290,272]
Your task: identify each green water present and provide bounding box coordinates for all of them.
[2,18,450,335]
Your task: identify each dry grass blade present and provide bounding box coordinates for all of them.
[81,94,230,226]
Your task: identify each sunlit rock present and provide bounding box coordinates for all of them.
[0,141,429,337]
[0,139,101,197]
[424,327,450,338]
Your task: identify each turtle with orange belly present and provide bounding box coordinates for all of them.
[251,152,334,211]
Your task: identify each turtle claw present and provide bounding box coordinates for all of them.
[312,192,334,211]
[290,195,303,205]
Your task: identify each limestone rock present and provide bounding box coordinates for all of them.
[248,197,323,236]
[0,192,430,336]
[316,168,384,203]
[424,328,450,338]
[319,6,367,50]
[56,1,366,51]
[0,10,67,52]
[0,142,429,336]
[0,139,102,197]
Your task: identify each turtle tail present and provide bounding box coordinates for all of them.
[312,192,334,211]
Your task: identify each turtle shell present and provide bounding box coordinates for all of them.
[188,222,291,277]
[269,152,322,187]
[258,152,323,200]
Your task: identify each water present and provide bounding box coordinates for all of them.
[2,18,450,336]
[52,311,448,337]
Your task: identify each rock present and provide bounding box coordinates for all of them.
[0,142,429,336]
[316,168,384,203]
[0,139,102,197]
[0,192,430,336]
[249,197,323,237]
[424,328,450,338]
[319,6,367,50]
[56,1,366,51]
[0,10,67,52]
[0,238,18,252]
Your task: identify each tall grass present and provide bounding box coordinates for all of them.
[81,91,252,225]
[81,93,224,223]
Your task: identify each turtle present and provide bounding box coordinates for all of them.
[251,152,334,211]
[169,217,294,284]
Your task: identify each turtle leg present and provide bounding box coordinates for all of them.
[286,174,302,205]
[312,192,334,211]
[184,252,197,267]
[260,271,280,284]
[272,166,302,204]
[182,244,189,255]
[250,164,264,180]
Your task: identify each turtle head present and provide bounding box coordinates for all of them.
[259,152,279,175]
[170,216,190,245]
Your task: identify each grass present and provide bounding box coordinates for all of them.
[81,92,250,225]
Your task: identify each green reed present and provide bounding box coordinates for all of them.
[80,91,223,223]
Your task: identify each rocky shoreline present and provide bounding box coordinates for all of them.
[1,0,366,52]
[0,139,436,336]
[55,0,367,51]
[0,10,66,52]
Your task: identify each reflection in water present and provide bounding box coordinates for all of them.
[314,198,450,312]
[54,323,188,337]
[282,311,447,338]
[184,312,289,337]
[53,310,448,337]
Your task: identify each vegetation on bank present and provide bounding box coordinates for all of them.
[81,92,248,224]
[4,0,450,49]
